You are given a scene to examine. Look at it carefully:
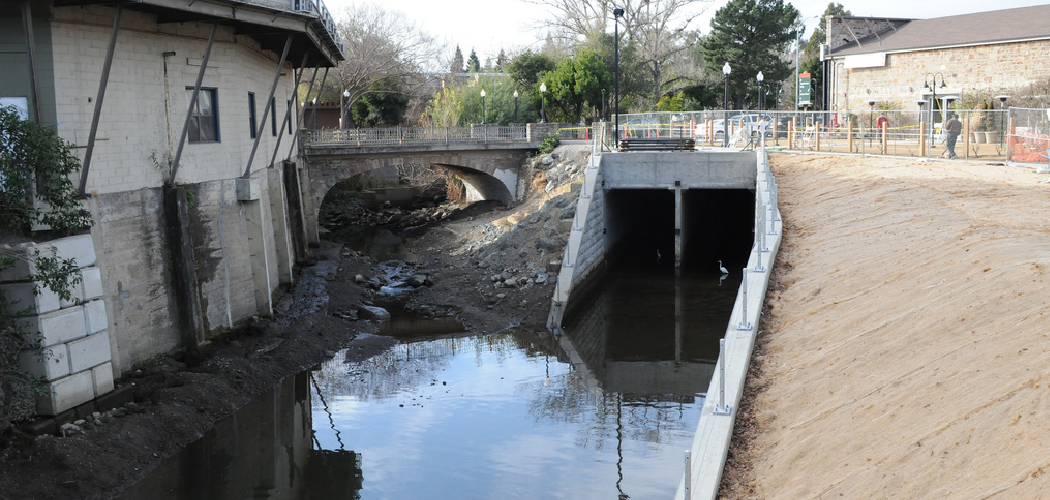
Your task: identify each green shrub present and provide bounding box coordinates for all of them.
[539,133,560,155]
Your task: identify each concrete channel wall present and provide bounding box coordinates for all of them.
[546,147,756,331]
[675,149,782,500]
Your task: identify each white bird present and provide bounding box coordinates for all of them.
[656,249,661,264]
[718,260,729,275]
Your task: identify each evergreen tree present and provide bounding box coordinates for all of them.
[700,0,800,109]
[451,45,465,74]
[495,49,509,73]
[467,48,481,72]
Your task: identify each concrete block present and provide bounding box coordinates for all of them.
[236,177,262,201]
[0,282,61,315]
[83,299,108,334]
[36,370,94,416]
[18,345,70,381]
[67,332,112,373]
[80,267,104,301]
[91,362,115,397]
[42,234,97,268]
[0,242,36,281]
[17,305,88,348]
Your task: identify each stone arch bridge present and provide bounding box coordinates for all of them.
[296,124,561,246]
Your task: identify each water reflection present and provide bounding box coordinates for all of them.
[311,329,702,499]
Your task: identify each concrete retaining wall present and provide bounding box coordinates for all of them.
[1,235,114,416]
[675,149,782,500]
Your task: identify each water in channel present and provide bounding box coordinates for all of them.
[120,190,752,499]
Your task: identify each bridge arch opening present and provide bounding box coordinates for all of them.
[433,163,514,205]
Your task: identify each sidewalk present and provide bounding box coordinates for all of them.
[722,153,1050,499]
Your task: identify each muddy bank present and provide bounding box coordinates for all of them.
[0,145,590,500]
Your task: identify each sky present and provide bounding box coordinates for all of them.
[321,0,1050,61]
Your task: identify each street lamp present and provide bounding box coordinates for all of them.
[867,99,877,146]
[996,94,1010,147]
[513,90,519,123]
[723,62,731,147]
[341,89,350,128]
[601,89,606,121]
[540,83,547,123]
[756,71,764,111]
[922,73,947,122]
[613,7,625,142]
[480,88,486,124]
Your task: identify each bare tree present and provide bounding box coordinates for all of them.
[314,3,444,112]
[527,0,710,102]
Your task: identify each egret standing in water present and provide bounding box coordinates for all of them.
[656,249,662,264]
[718,260,729,274]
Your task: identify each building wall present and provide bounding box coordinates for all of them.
[50,5,300,194]
[44,4,301,375]
[829,39,1050,112]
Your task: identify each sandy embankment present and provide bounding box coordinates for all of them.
[722,154,1050,499]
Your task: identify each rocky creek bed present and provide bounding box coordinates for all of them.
[0,145,591,500]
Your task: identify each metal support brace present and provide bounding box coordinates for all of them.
[79,2,124,195]
[268,53,310,168]
[713,339,732,416]
[20,0,42,122]
[168,22,217,186]
[287,66,326,157]
[243,34,292,179]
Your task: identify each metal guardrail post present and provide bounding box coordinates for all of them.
[737,269,752,331]
[684,450,692,500]
[713,338,732,416]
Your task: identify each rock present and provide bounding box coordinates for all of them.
[547,260,562,273]
[354,274,367,283]
[501,270,514,281]
[504,277,518,288]
[125,402,146,413]
[358,305,391,321]
[408,274,430,287]
[535,274,549,284]
[60,423,82,437]
[490,274,502,282]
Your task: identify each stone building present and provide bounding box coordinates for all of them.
[1,0,341,417]
[822,4,1050,114]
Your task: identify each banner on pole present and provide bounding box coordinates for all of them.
[798,72,811,107]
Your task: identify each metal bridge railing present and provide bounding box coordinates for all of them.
[302,125,527,148]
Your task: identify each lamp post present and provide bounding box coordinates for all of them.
[922,73,945,157]
[996,94,1010,147]
[723,62,731,147]
[614,7,624,143]
[513,90,519,123]
[917,99,927,157]
[867,99,877,146]
[540,83,547,123]
[341,89,350,128]
[601,89,606,121]
[756,71,764,112]
[480,88,486,124]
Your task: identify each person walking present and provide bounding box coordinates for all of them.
[944,113,962,159]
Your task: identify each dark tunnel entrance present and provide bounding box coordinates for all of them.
[562,187,757,367]
[603,188,756,272]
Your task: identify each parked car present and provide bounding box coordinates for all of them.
[621,116,662,138]
[694,119,726,141]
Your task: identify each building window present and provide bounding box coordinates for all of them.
[248,92,257,139]
[187,87,219,143]
[287,100,293,135]
[271,97,278,136]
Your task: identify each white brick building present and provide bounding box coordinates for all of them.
[1,0,342,416]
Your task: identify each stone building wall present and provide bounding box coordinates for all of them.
[829,39,1050,112]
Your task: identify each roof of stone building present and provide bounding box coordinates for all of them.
[830,4,1050,57]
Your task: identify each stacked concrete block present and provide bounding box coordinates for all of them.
[2,234,114,416]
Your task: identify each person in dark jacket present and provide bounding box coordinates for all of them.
[944,113,962,159]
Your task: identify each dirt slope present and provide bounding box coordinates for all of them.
[721,154,1050,499]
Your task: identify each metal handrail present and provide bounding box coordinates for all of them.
[302,125,528,147]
